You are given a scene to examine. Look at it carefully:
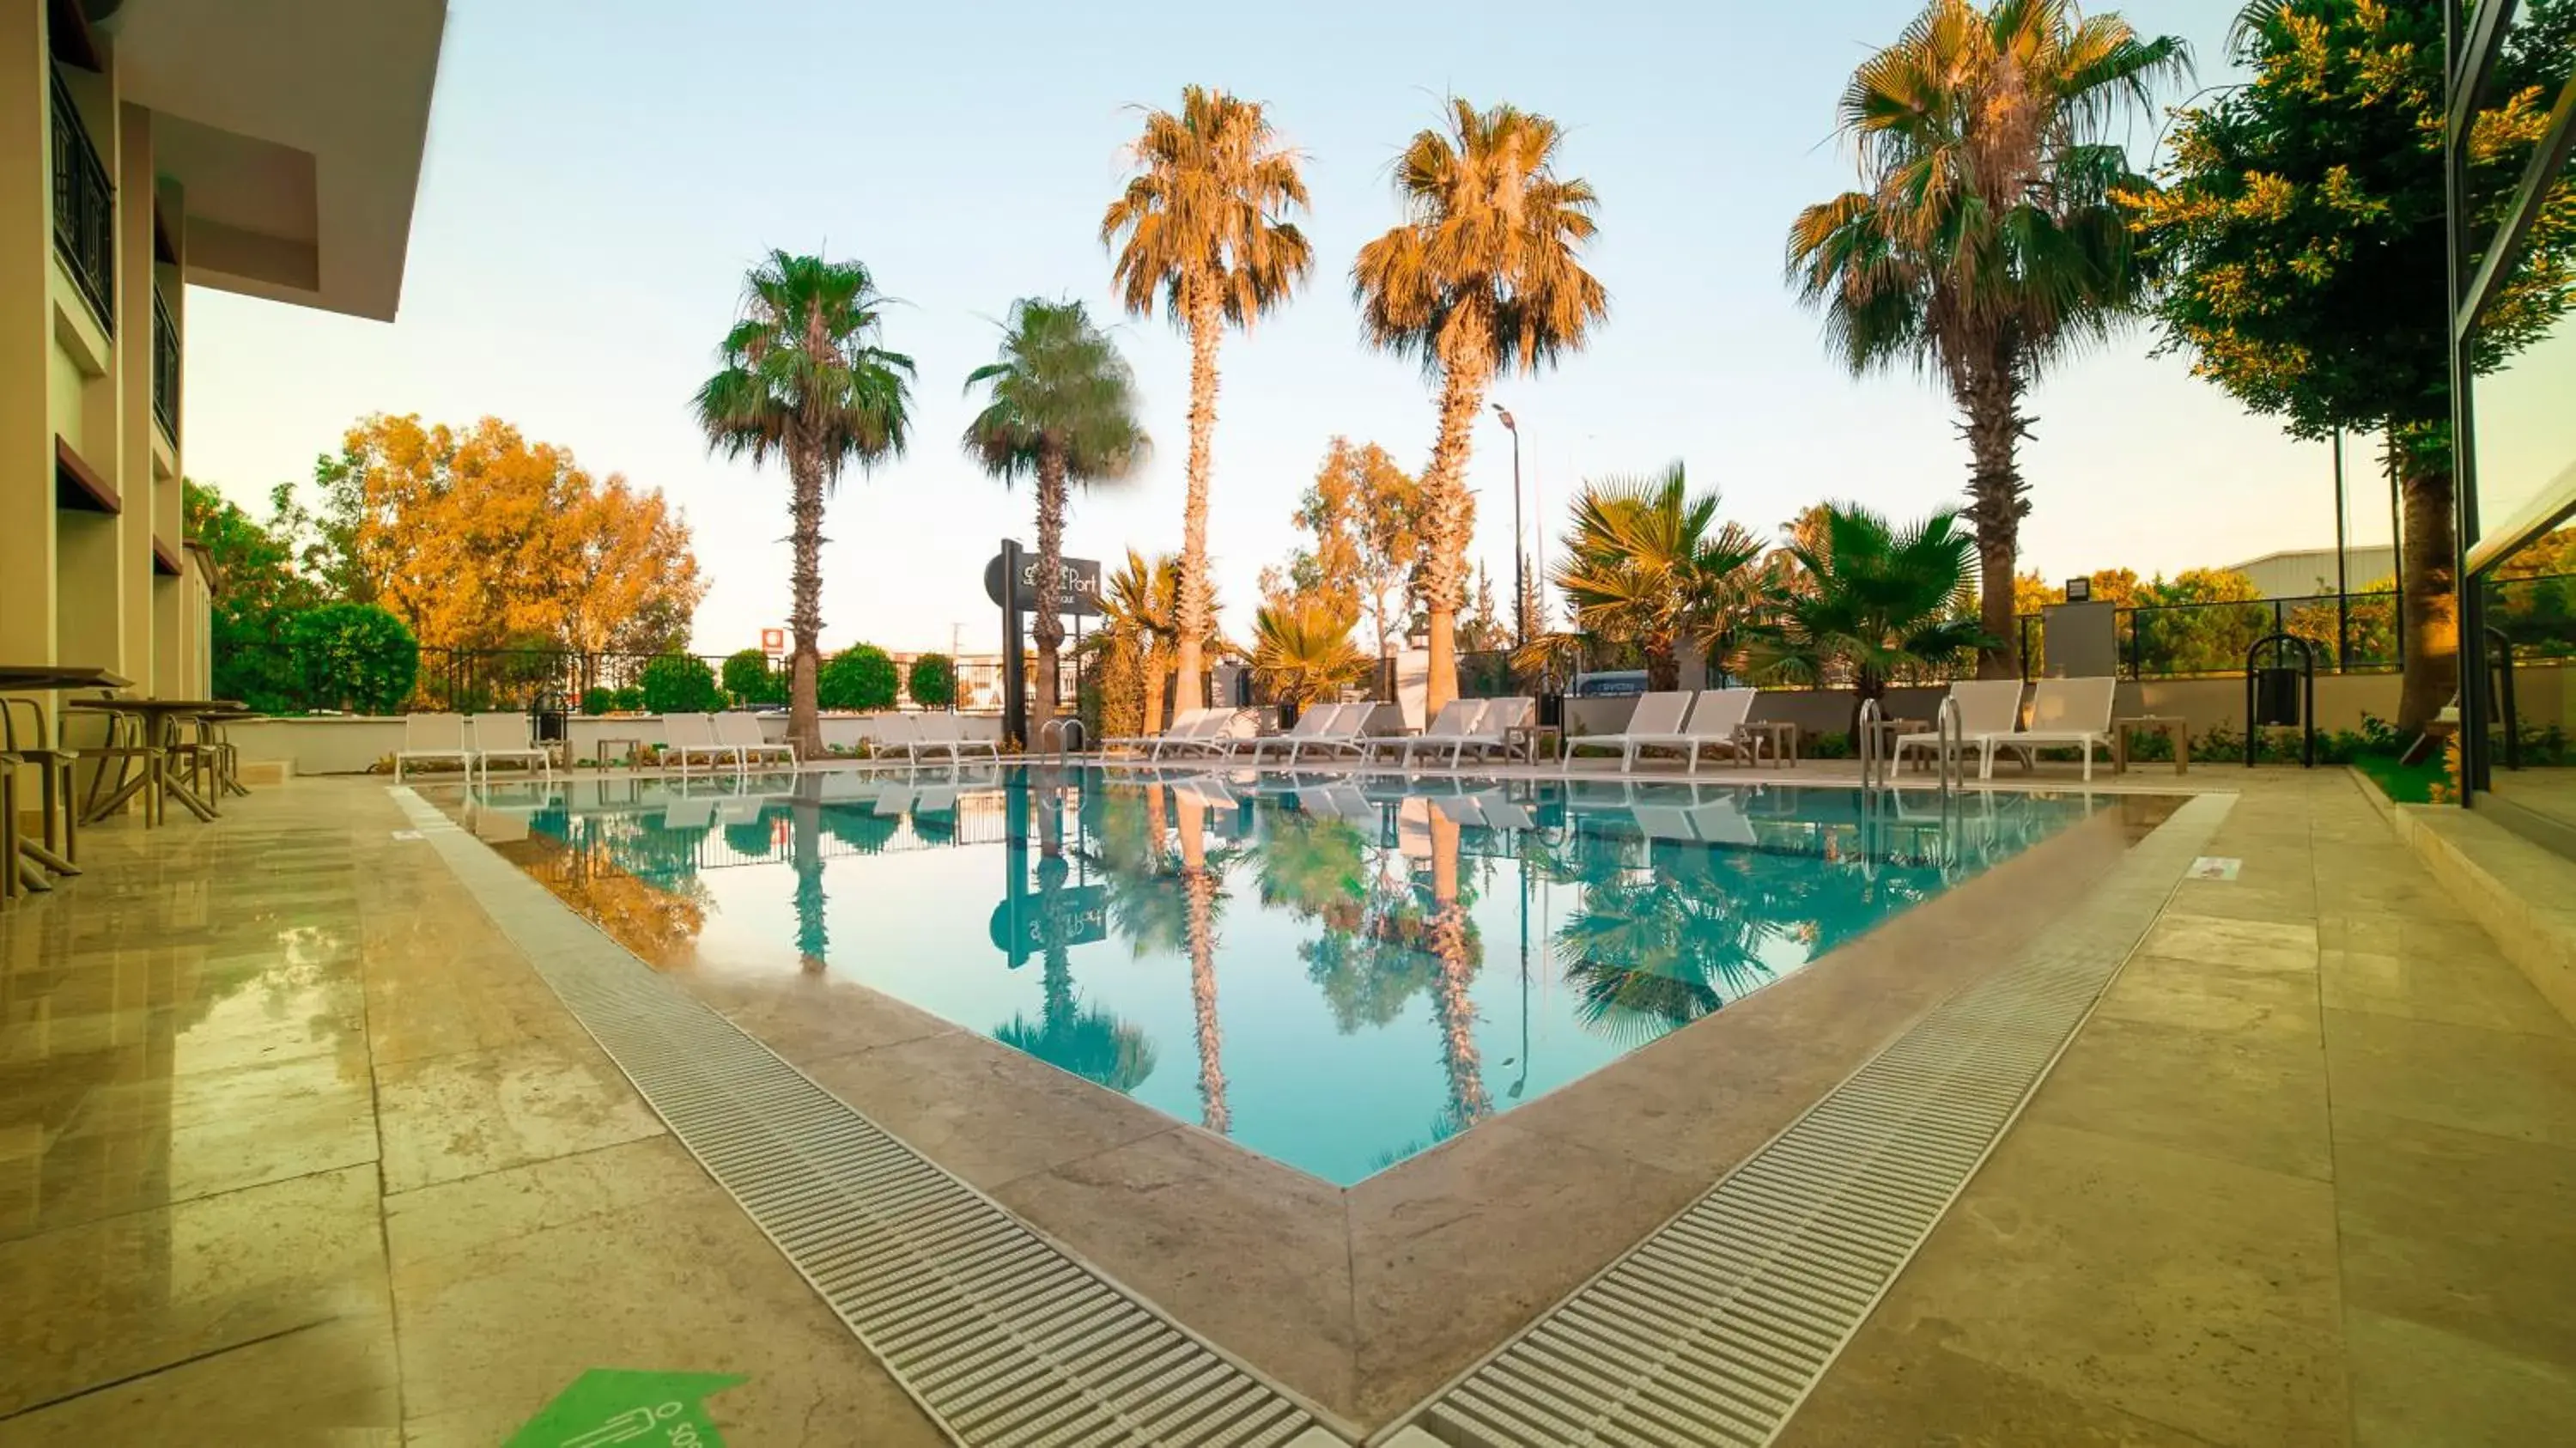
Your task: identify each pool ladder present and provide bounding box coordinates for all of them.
[1857,696,1965,799]
[1036,716,1087,765]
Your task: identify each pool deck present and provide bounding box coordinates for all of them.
[2,762,2570,1445]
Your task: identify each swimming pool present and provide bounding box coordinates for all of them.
[453,767,2106,1185]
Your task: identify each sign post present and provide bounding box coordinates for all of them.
[984,544,1103,751]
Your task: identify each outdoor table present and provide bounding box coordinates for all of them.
[1504,722,1560,764]
[1862,717,1931,771]
[593,736,643,770]
[2115,715,2190,775]
[0,665,129,885]
[1737,720,1800,770]
[68,698,241,824]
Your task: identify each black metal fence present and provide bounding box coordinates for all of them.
[151,287,179,440]
[49,68,112,333]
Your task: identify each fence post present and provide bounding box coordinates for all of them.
[2125,611,2142,680]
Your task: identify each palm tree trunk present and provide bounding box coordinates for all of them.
[1140,648,1167,737]
[2393,429,2458,732]
[791,800,827,973]
[1178,806,1227,1135]
[1420,344,1492,716]
[1172,288,1223,716]
[787,437,827,758]
[1959,364,2029,682]
[1032,446,1069,747]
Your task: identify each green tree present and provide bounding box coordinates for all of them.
[1249,596,1371,707]
[693,252,915,757]
[639,654,722,715]
[185,479,319,712]
[907,652,957,709]
[963,298,1150,746]
[1746,502,1987,720]
[1356,99,1607,716]
[1103,86,1314,719]
[1788,0,2188,681]
[1550,462,1767,690]
[1268,438,1429,656]
[288,603,418,715]
[817,645,898,711]
[2123,0,2575,727]
[720,648,779,707]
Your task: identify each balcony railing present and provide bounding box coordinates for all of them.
[50,67,113,334]
[151,287,179,441]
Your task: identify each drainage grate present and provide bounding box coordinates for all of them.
[393,790,1321,1448]
[1400,792,2233,1448]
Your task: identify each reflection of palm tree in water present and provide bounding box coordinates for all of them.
[1554,845,1783,1044]
[1176,800,1230,1135]
[791,799,827,972]
[1428,813,1491,1132]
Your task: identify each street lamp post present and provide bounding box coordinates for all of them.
[1492,405,1523,650]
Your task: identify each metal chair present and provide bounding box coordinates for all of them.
[3,751,20,903]
[4,697,84,867]
[75,703,165,828]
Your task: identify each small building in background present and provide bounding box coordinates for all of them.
[2224,545,2397,599]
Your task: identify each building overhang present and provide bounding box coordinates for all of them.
[100,0,447,322]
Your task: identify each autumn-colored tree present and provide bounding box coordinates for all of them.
[1103,86,1314,718]
[1356,100,1607,715]
[284,416,704,659]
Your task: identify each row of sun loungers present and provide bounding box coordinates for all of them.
[1105,697,1540,768]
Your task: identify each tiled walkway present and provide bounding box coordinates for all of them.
[1783,771,2576,1446]
[2,770,2570,1445]
[0,783,945,1445]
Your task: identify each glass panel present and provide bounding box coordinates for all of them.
[2482,523,2576,827]
[2471,307,2576,559]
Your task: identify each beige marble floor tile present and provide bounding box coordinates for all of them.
[0,1309,398,1446]
[2137,914,2319,973]
[387,1137,945,1447]
[1779,1329,2216,1447]
[2323,1009,2576,1148]
[2345,1307,2576,1448]
[0,1163,387,1418]
[683,970,960,1066]
[2331,1107,2576,1369]
[55,1047,380,1208]
[995,1125,1358,1420]
[1348,1121,1700,1423]
[2023,1013,2333,1181]
[799,1031,1171,1191]
[2095,952,2324,1041]
[1856,1122,2346,1447]
[2318,946,2574,1038]
[374,1037,663,1195]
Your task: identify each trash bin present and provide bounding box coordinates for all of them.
[2253,667,2301,727]
[530,689,568,745]
[1537,689,1564,731]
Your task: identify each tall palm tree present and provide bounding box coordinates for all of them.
[963,299,1150,745]
[1103,87,1314,718]
[1425,812,1492,1134]
[1552,462,1767,690]
[1249,596,1370,708]
[693,252,915,758]
[1745,502,1988,726]
[1787,0,2187,678]
[1100,549,1188,737]
[1175,796,1231,1135]
[1355,99,1609,716]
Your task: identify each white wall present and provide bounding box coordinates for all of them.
[225,711,1005,775]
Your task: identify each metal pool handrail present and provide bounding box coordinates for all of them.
[1036,715,1086,764]
[1857,697,1884,791]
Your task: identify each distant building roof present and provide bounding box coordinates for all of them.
[2222,545,2397,599]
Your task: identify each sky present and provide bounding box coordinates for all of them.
[179,0,2383,659]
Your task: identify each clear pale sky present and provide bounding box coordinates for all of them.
[180,0,2378,658]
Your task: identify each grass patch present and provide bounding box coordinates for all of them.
[2354,753,2447,805]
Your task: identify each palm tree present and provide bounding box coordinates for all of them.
[693,252,915,758]
[1786,0,2187,679]
[1552,462,1768,690]
[1744,502,1987,726]
[1354,99,1609,716]
[963,299,1150,746]
[1176,796,1231,1135]
[1249,596,1370,708]
[1100,549,1187,737]
[1103,87,1314,718]
[1425,812,1492,1134]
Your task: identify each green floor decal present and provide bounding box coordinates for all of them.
[506,1369,746,1447]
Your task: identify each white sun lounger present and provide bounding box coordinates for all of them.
[1103,708,1206,757]
[662,713,741,776]
[1246,702,1351,763]
[465,713,550,784]
[1379,699,1482,769]
[1603,689,1756,773]
[1450,696,1537,764]
[662,794,716,829]
[913,783,958,815]
[393,712,473,783]
[872,786,914,817]
[1977,676,2117,781]
[1564,691,1694,773]
[715,712,797,771]
[916,713,1002,762]
[1891,679,2024,775]
[714,794,765,827]
[1479,792,1538,832]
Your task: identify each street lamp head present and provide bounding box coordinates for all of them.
[1492,405,1516,431]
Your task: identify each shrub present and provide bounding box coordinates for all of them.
[908,652,957,709]
[720,648,781,706]
[287,603,418,714]
[580,687,617,716]
[638,654,723,714]
[611,685,645,712]
[817,644,898,711]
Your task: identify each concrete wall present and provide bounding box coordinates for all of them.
[224,711,1007,776]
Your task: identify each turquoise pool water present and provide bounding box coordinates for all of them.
[462,767,2105,1185]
